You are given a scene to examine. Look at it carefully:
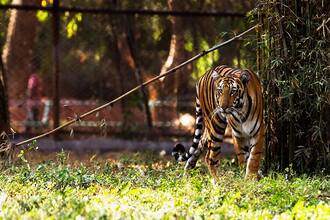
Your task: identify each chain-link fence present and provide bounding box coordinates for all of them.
[0,1,253,138]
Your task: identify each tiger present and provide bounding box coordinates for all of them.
[172,65,264,179]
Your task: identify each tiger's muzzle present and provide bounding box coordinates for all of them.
[218,106,233,114]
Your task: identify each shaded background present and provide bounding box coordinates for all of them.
[0,0,256,138]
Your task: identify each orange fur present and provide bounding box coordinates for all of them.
[184,65,264,179]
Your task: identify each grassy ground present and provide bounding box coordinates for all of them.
[0,150,329,219]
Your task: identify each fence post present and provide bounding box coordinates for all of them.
[52,0,60,135]
[125,16,153,129]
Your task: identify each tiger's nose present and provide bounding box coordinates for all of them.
[219,107,230,113]
[220,107,231,114]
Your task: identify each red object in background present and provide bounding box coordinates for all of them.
[27,73,43,101]
[25,73,44,132]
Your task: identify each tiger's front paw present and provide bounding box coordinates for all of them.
[244,171,261,181]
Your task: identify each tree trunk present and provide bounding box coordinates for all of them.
[125,16,153,129]
[0,44,13,167]
[109,21,130,131]
[108,0,139,132]
[0,51,10,135]
[155,0,190,122]
[2,0,41,99]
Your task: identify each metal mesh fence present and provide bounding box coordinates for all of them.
[0,3,253,138]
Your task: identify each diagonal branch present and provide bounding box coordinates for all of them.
[15,24,259,147]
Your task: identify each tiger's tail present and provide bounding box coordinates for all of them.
[172,97,204,167]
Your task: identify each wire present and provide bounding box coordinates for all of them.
[15,24,259,147]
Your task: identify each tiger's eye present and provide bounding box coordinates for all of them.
[231,88,238,96]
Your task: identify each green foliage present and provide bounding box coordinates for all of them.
[150,16,164,42]
[36,10,49,22]
[36,0,50,22]
[256,0,330,172]
[192,39,220,81]
[0,152,329,219]
[36,0,83,39]
[0,0,9,4]
[64,12,83,39]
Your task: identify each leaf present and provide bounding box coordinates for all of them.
[0,0,10,4]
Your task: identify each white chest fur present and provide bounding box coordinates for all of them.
[229,116,258,138]
[242,121,255,136]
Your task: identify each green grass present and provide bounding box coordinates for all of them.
[0,151,329,219]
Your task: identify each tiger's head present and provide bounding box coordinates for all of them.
[213,71,250,115]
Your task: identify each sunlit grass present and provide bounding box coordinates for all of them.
[0,151,329,219]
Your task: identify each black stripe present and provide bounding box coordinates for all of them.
[242,145,249,152]
[210,133,222,142]
[215,114,227,125]
[229,78,237,85]
[231,69,241,76]
[192,142,198,148]
[231,124,241,135]
[209,159,219,165]
[214,65,227,73]
[211,146,221,152]
[195,134,202,139]
[249,121,258,136]
[220,68,234,77]
[250,110,261,136]
[231,112,240,123]
[196,111,202,116]
[251,121,262,137]
[196,124,203,129]
[196,119,203,124]
[214,125,225,134]
[224,68,237,76]
[250,96,259,122]
[213,150,222,157]
[243,93,252,121]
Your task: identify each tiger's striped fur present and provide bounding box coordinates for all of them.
[172,65,264,179]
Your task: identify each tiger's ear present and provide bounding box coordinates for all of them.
[240,71,250,85]
[211,70,219,79]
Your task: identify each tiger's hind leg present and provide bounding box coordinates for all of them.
[205,140,222,180]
